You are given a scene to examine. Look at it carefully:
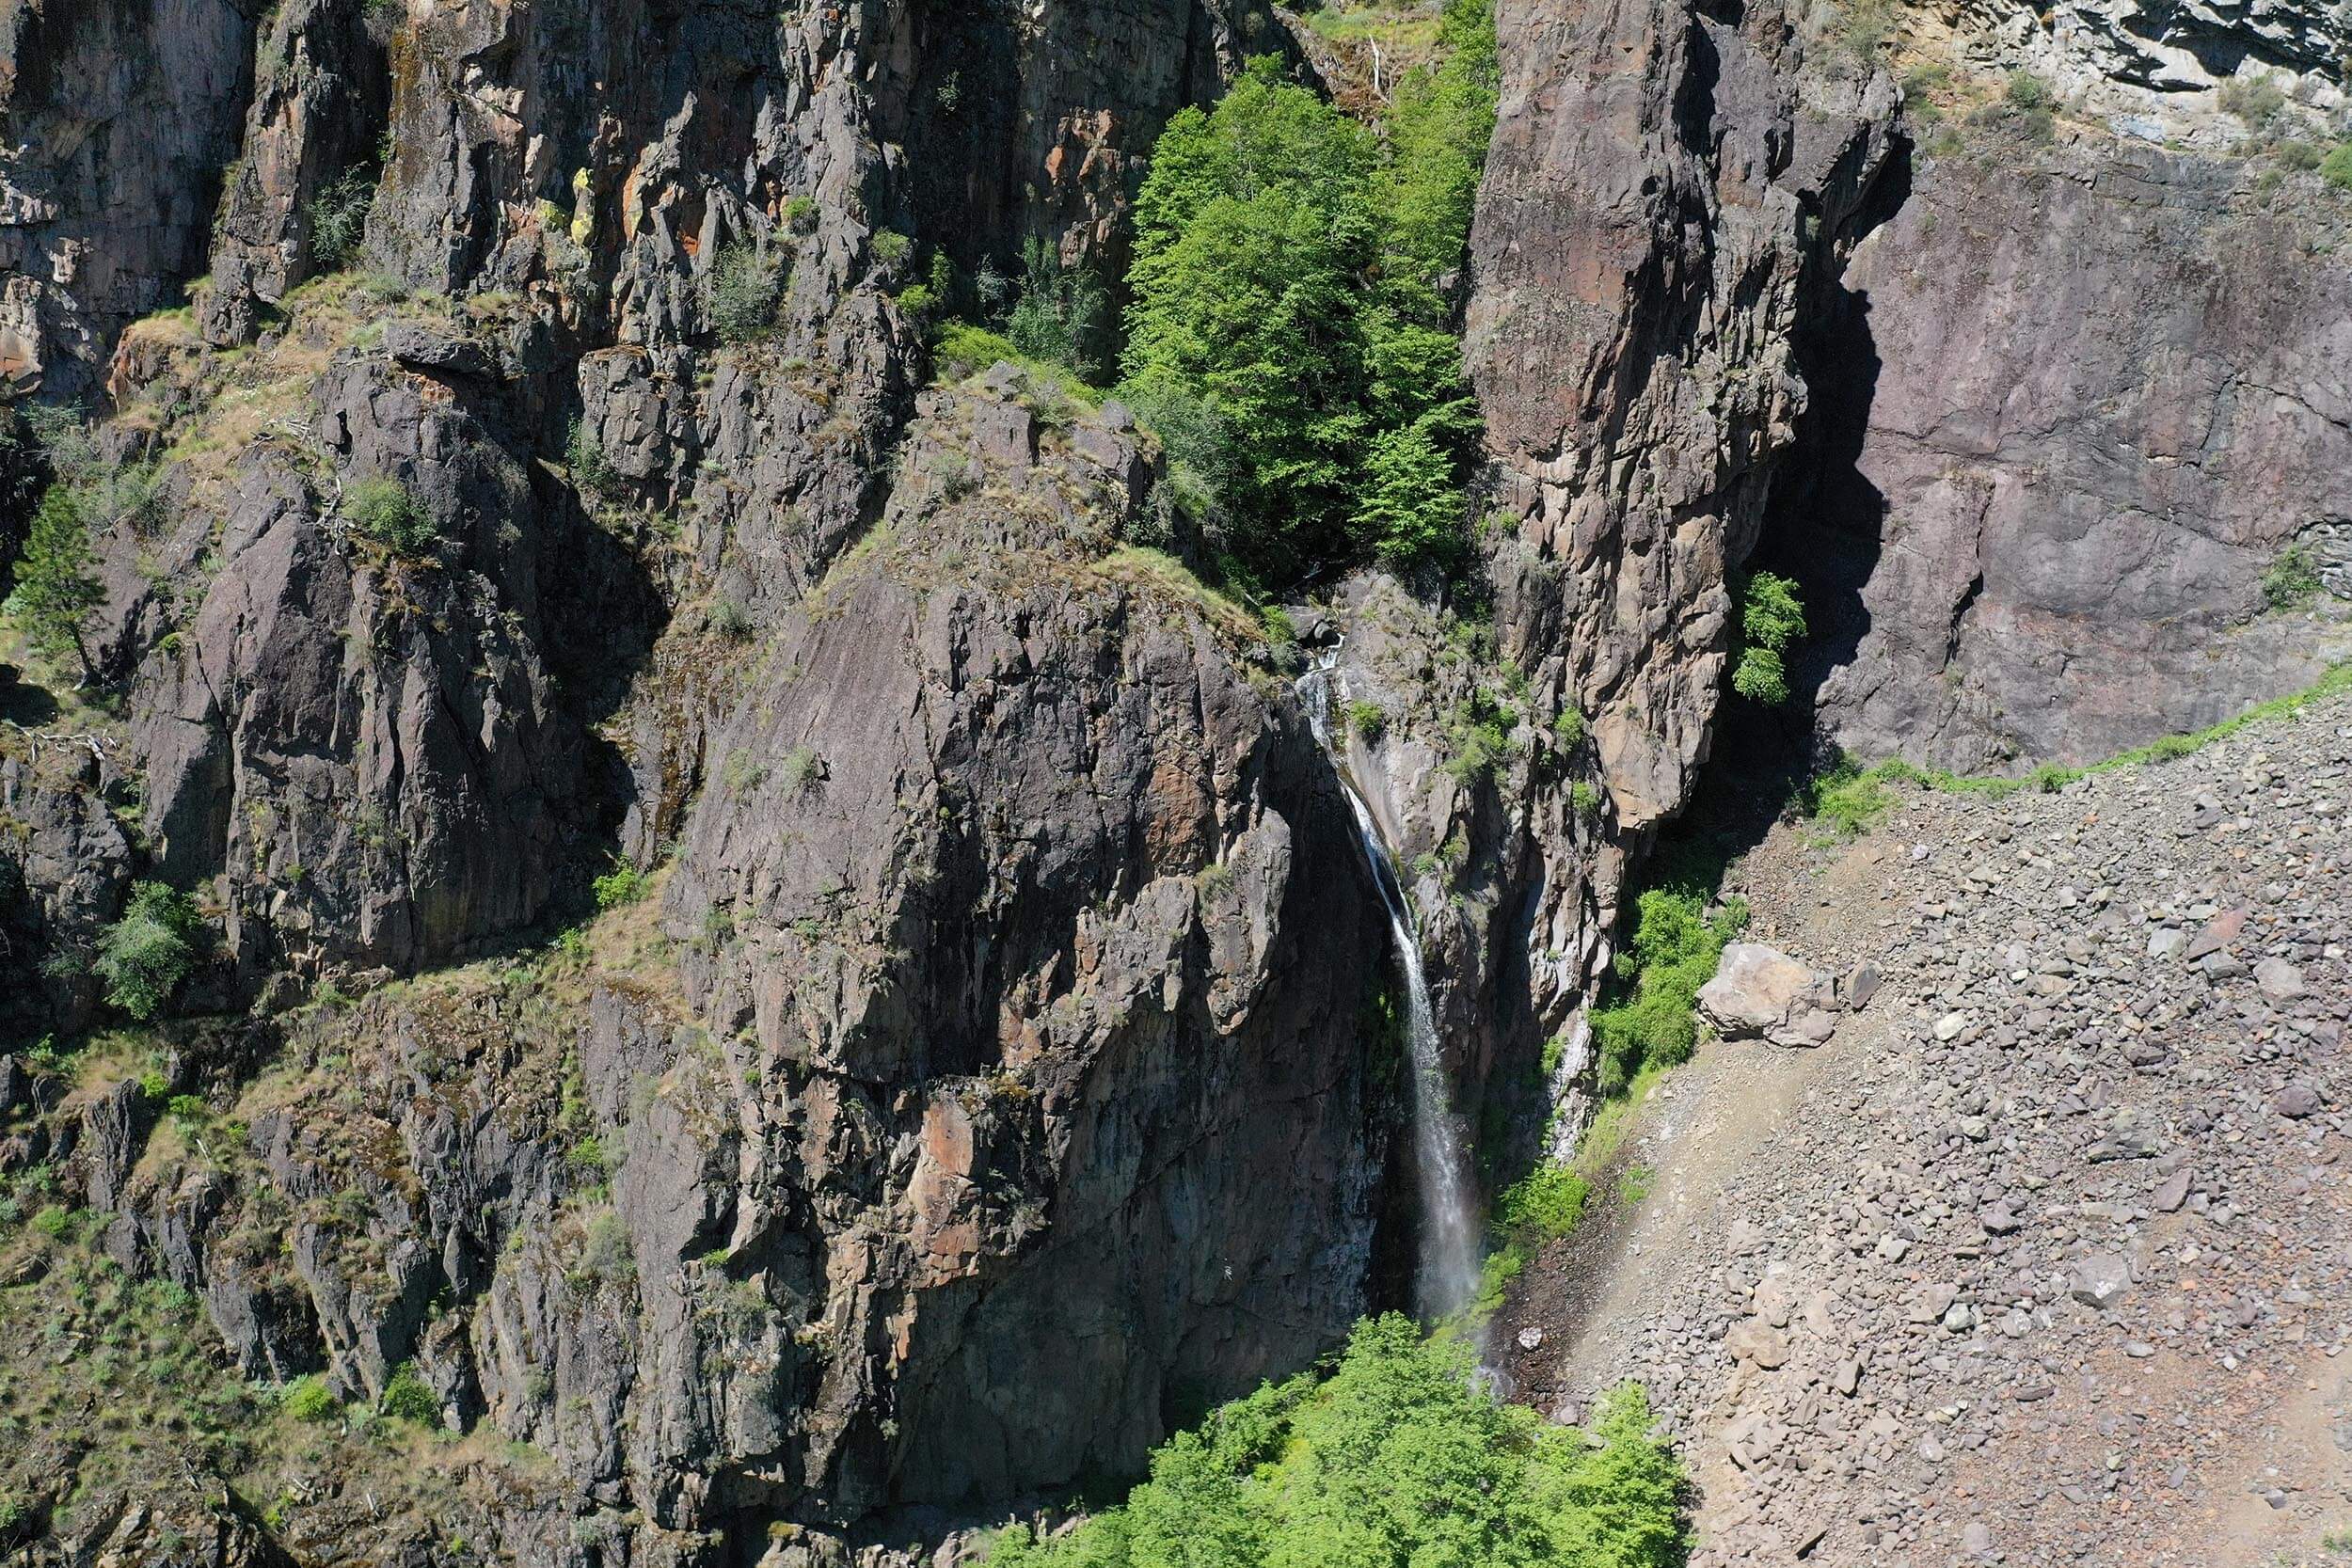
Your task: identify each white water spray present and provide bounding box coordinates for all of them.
[1298,653,1483,1323]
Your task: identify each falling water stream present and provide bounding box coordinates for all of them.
[1298,651,1483,1323]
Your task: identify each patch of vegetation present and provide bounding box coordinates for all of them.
[1999,70,2056,141]
[342,477,436,555]
[1474,1162,1590,1312]
[95,882,209,1022]
[565,418,621,502]
[1730,569,1805,706]
[1005,237,1109,383]
[1442,688,1519,788]
[1589,887,1748,1096]
[709,242,785,343]
[2217,71,2287,128]
[2262,542,2324,609]
[1802,660,2352,836]
[1118,0,1498,583]
[988,1314,1683,1568]
[281,1373,341,1423]
[305,167,378,272]
[2323,143,2352,190]
[592,858,648,911]
[378,1362,440,1424]
[1344,699,1388,746]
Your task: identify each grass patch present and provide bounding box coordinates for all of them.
[1804,660,2352,839]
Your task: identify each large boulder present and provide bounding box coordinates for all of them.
[1699,942,1838,1048]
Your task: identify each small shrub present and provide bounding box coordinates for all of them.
[2322,143,2352,190]
[1731,569,1805,705]
[1803,758,1897,839]
[1493,1163,1587,1241]
[281,1374,339,1423]
[2263,543,2324,609]
[30,1206,72,1240]
[96,882,208,1021]
[869,229,913,267]
[1442,690,1519,788]
[1569,780,1603,821]
[576,1208,634,1286]
[565,418,620,500]
[1589,888,1748,1094]
[709,242,784,342]
[379,1362,440,1424]
[166,1093,209,1124]
[1005,236,1107,382]
[305,167,377,271]
[1344,699,1388,746]
[593,858,648,911]
[2217,71,2286,127]
[343,478,436,555]
[933,322,1021,379]
[778,746,822,793]
[1552,706,1587,747]
[721,749,767,793]
[2004,70,2051,111]
[705,596,753,640]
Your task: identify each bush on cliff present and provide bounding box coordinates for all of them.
[987,1314,1683,1568]
[96,882,209,1022]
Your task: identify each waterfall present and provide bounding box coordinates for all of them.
[1298,654,1484,1323]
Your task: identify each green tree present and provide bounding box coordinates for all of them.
[95,882,209,1021]
[8,486,103,684]
[1120,2,1498,584]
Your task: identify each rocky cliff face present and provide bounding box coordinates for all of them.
[0,1,1406,1560]
[3,0,2349,1560]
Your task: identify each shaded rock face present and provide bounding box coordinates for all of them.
[0,0,261,400]
[1466,0,1903,830]
[1786,142,2352,770]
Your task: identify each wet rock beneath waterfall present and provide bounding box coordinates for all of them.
[1698,942,1839,1047]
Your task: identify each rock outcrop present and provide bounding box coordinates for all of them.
[1466,0,1901,830]
[0,0,261,400]
[1789,135,2352,769]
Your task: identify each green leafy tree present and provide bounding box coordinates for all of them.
[8,486,103,684]
[95,881,209,1021]
[1120,3,1499,584]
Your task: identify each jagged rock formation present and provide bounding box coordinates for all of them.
[1466,0,1901,829]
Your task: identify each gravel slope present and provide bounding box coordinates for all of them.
[1501,689,2352,1566]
